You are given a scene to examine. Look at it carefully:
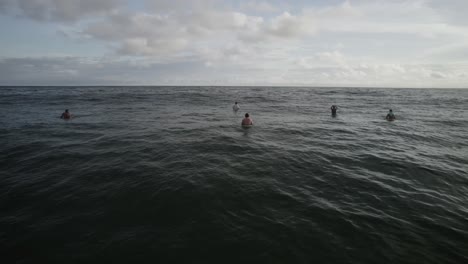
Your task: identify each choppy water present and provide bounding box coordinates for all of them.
[1,86,467,264]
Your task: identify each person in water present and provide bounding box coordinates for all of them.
[61,109,72,119]
[386,109,395,120]
[233,102,240,111]
[242,113,253,126]
[331,105,338,115]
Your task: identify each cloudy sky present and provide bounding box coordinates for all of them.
[1,0,467,87]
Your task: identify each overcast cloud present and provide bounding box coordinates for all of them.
[1,0,467,87]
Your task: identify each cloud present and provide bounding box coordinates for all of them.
[430,72,445,79]
[420,42,468,62]
[76,0,468,58]
[1,55,467,87]
[117,37,189,56]
[295,51,347,69]
[81,9,316,56]
[286,49,468,87]
[0,56,87,85]
[0,56,208,85]
[1,0,468,87]
[300,0,468,39]
[426,0,468,26]
[144,0,219,13]
[0,0,121,22]
[266,12,313,38]
[239,1,279,13]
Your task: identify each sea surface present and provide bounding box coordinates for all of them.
[1,86,467,264]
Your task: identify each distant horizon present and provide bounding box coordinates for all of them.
[1,1,468,88]
[1,85,467,90]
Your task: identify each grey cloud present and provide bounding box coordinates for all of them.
[0,57,86,85]
[145,0,220,13]
[239,1,280,13]
[1,56,467,87]
[2,0,468,87]
[0,56,208,85]
[82,10,265,56]
[421,43,468,62]
[83,12,193,55]
[117,38,189,56]
[430,72,445,79]
[0,0,10,10]
[427,0,468,25]
[0,0,121,22]
[84,9,263,38]
[84,12,173,40]
[83,8,315,56]
[265,12,313,38]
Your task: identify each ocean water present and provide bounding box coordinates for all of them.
[1,86,467,264]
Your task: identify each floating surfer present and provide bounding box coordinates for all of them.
[386,109,396,121]
[60,109,72,119]
[331,105,338,116]
[242,113,253,127]
[233,102,240,112]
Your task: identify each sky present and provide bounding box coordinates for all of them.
[0,0,467,87]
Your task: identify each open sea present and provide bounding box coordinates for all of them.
[1,86,467,264]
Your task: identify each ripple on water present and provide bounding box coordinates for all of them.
[0,86,467,263]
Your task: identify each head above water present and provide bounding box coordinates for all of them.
[65,109,69,113]
[235,102,238,104]
[389,109,393,112]
[245,113,249,118]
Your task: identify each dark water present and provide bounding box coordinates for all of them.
[1,86,467,264]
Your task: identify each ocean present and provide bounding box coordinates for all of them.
[1,86,467,263]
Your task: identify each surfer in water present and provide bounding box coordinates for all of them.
[60,109,72,119]
[233,102,240,112]
[386,109,395,121]
[242,113,253,126]
[331,105,338,115]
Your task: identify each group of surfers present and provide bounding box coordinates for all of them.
[60,103,396,125]
[330,105,395,120]
[232,102,396,126]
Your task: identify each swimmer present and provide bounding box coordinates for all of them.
[242,113,253,126]
[386,109,395,121]
[233,102,240,112]
[60,109,72,119]
[331,105,338,115]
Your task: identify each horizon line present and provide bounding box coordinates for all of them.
[0,85,467,89]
